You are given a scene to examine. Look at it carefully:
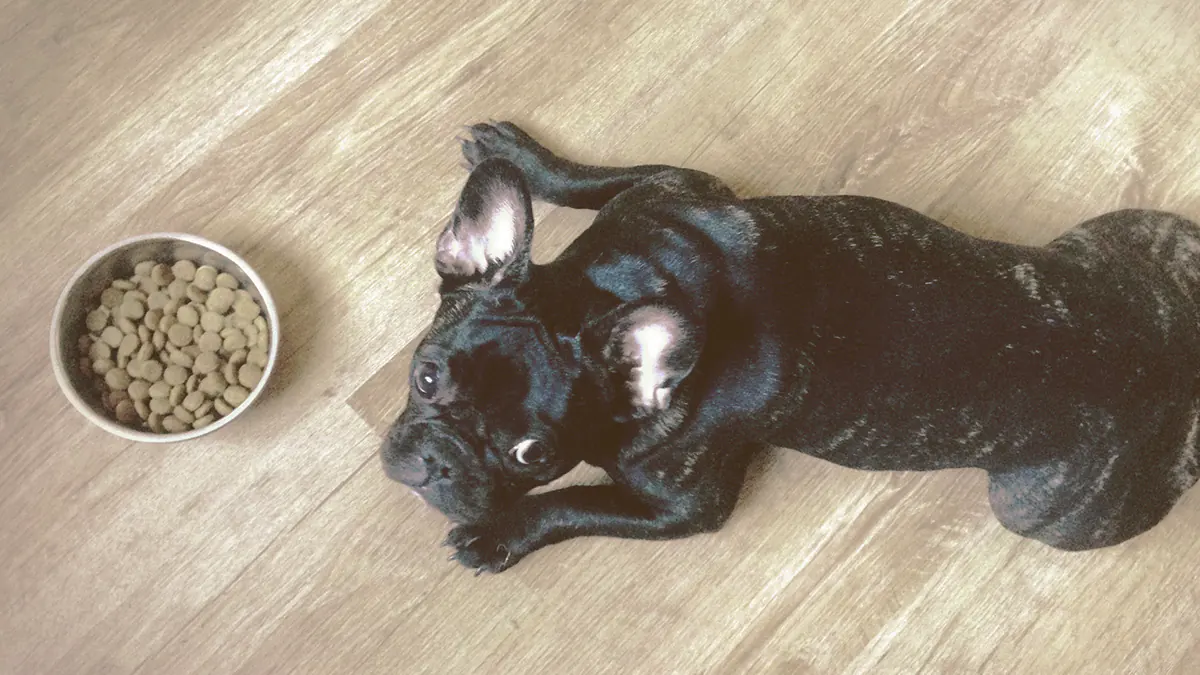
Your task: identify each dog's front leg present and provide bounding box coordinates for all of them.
[446,482,733,574]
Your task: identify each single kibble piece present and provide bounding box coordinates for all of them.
[192,414,215,429]
[116,316,137,335]
[200,372,227,397]
[223,385,249,407]
[127,380,151,401]
[169,347,194,368]
[247,347,269,368]
[152,330,166,350]
[113,278,137,291]
[116,353,129,369]
[200,311,224,333]
[139,276,159,294]
[149,397,173,415]
[101,326,123,348]
[186,373,199,394]
[115,400,139,425]
[141,360,163,382]
[192,324,204,344]
[137,342,154,363]
[206,286,235,314]
[182,390,206,412]
[229,348,248,366]
[137,324,151,343]
[89,341,111,362]
[197,331,222,353]
[223,361,237,386]
[193,265,218,291]
[162,415,188,434]
[163,365,188,386]
[92,359,114,376]
[238,363,263,388]
[177,304,200,327]
[151,263,174,287]
[172,260,197,281]
[167,279,188,300]
[148,413,163,433]
[149,381,171,399]
[195,400,213,418]
[193,351,220,375]
[105,368,131,390]
[134,261,155,277]
[147,292,169,311]
[186,285,208,304]
[86,308,110,332]
[158,314,176,333]
[167,322,193,347]
[213,398,234,416]
[170,384,185,407]
[233,296,261,320]
[215,272,238,289]
[223,331,247,352]
[134,400,150,421]
[173,406,195,424]
[118,333,139,358]
[121,298,145,321]
[100,287,124,309]
[109,389,130,407]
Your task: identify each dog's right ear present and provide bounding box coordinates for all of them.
[603,305,703,417]
[435,158,534,286]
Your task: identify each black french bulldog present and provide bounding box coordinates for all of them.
[380,120,1200,574]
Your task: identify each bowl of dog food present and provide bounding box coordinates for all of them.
[50,233,280,442]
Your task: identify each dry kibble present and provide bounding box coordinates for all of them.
[172,260,196,281]
[134,400,150,421]
[192,324,204,344]
[109,389,130,407]
[170,384,185,407]
[100,287,124,308]
[137,342,154,363]
[135,261,155,277]
[113,278,137,291]
[93,359,113,375]
[200,311,224,333]
[223,331,247,352]
[223,360,237,385]
[237,363,263,388]
[89,341,111,361]
[86,308,110,332]
[223,385,249,406]
[173,406,195,424]
[121,299,145,321]
[196,331,222,353]
[158,313,176,333]
[118,333,138,358]
[229,348,248,366]
[195,400,213,418]
[147,292,169,311]
[105,368,131,390]
[137,324,151,343]
[182,345,201,358]
[193,414,215,429]
[149,397,173,415]
[125,289,147,304]
[194,351,220,374]
[206,286,235,314]
[253,315,267,333]
[128,380,151,401]
[193,265,218,291]
[163,365,188,386]
[100,326,123,347]
[78,334,92,353]
[200,372,227,397]
[169,347,194,368]
[186,373,199,394]
[117,353,130,369]
[151,263,174,286]
[167,279,188,300]
[148,413,163,433]
[149,381,171,399]
[126,359,143,380]
[139,276,159,294]
[167,322,193,347]
[213,398,233,416]
[116,316,137,335]
[162,415,188,433]
[233,296,261,320]
[186,285,208,304]
[152,330,166,350]
[182,390,206,412]
[177,304,200,327]
[247,348,268,368]
[215,272,238,289]
[141,360,163,382]
[115,400,139,425]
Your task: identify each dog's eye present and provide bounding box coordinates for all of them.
[511,439,547,465]
[414,362,439,398]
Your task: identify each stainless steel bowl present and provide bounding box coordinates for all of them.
[50,233,280,442]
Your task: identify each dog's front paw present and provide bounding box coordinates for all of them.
[458,120,548,172]
[444,522,525,575]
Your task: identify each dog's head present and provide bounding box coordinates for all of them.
[380,158,703,524]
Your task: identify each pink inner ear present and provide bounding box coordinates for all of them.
[435,183,525,278]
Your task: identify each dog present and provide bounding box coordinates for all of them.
[380,120,1200,574]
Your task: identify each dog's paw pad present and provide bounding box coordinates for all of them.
[445,524,519,574]
[459,121,541,171]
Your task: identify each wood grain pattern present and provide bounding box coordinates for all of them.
[2,0,1199,673]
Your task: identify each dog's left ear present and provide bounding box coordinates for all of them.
[436,158,534,286]
[604,305,703,417]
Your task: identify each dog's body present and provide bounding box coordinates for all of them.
[381,121,1200,573]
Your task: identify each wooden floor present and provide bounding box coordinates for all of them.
[4,0,1200,672]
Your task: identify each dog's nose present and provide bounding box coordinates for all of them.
[380,424,457,488]
[384,454,431,486]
